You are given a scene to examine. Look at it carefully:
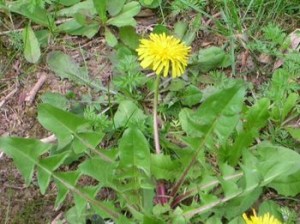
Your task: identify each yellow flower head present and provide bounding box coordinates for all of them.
[136,33,191,78]
[243,210,282,224]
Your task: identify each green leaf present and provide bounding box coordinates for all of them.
[54,171,81,209]
[268,170,300,196]
[226,98,270,165]
[0,138,51,185]
[65,206,86,224]
[286,127,300,141]
[37,152,70,194]
[143,215,165,224]
[139,0,161,8]
[114,100,147,128]
[119,26,140,49]
[23,24,41,63]
[119,127,151,176]
[179,85,202,107]
[58,0,81,7]
[47,51,106,91]
[150,154,181,180]
[107,2,141,27]
[222,188,262,219]
[93,0,107,22]
[73,185,100,214]
[256,143,300,185]
[41,92,69,110]
[179,82,245,145]
[282,93,298,119]
[191,47,229,72]
[174,21,188,39]
[57,1,96,17]
[107,0,126,16]
[79,158,115,186]
[9,2,52,26]
[258,200,282,221]
[38,103,103,152]
[58,20,100,38]
[105,27,118,47]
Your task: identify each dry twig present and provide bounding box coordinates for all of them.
[25,73,47,105]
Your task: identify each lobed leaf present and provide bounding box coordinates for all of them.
[180,82,245,146]
[0,138,51,185]
[47,51,105,91]
[226,98,270,165]
[38,103,103,153]
[107,2,141,27]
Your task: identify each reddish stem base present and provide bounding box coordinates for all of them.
[154,181,168,205]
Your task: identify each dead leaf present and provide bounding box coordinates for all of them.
[258,53,272,64]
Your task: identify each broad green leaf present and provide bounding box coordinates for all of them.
[150,154,181,180]
[259,200,282,221]
[179,82,245,145]
[105,27,118,47]
[268,171,300,196]
[228,217,244,224]
[23,24,41,63]
[47,51,105,91]
[57,20,100,38]
[40,92,69,110]
[142,189,155,214]
[256,143,300,185]
[226,98,270,165]
[79,158,115,186]
[93,0,107,22]
[119,127,151,176]
[0,138,51,185]
[38,103,103,151]
[286,127,300,141]
[54,171,81,209]
[143,215,165,224]
[119,26,140,49]
[107,0,126,16]
[191,47,229,72]
[114,100,147,128]
[58,0,81,6]
[107,2,141,27]
[179,85,202,107]
[222,188,262,219]
[139,0,161,8]
[174,21,188,39]
[240,163,262,194]
[206,216,222,224]
[57,0,96,17]
[9,2,52,26]
[37,152,70,194]
[152,24,169,35]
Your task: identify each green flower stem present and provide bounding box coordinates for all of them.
[153,74,168,204]
[153,74,161,155]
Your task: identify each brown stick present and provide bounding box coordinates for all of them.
[25,73,47,105]
[0,88,18,108]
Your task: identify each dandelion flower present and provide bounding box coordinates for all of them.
[136,33,191,78]
[243,209,282,224]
